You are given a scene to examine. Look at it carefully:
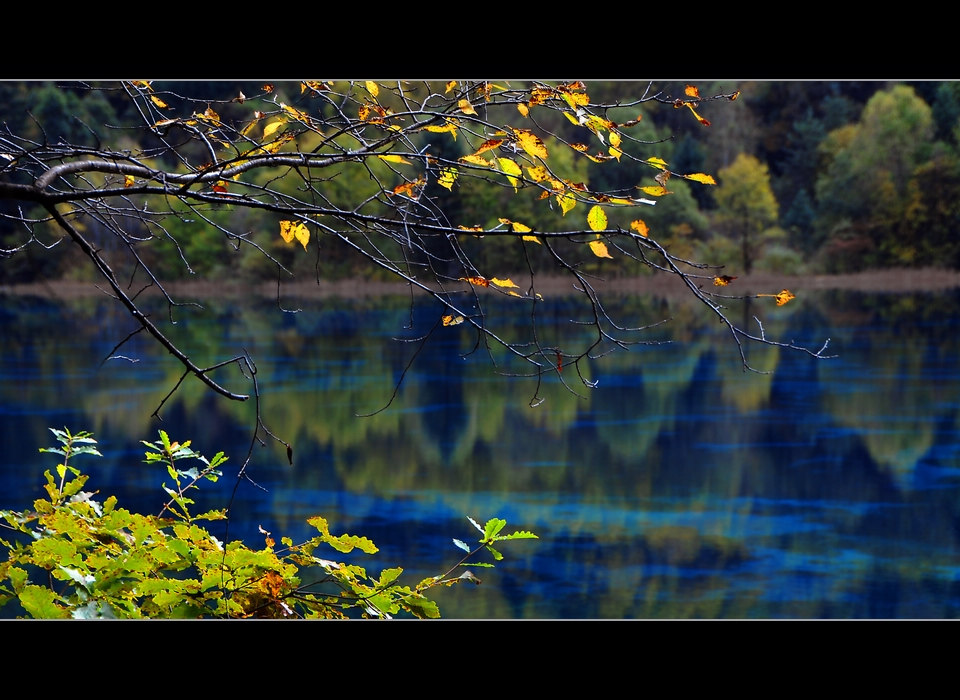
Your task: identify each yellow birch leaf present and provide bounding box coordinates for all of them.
[560,91,590,109]
[587,205,607,232]
[124,175,135,188]
[473,139,504,156]
[684,172,717,185]
[365,81,379,98]
[522,235,542,244]
[442,314,464,326]
[609,146,622,161]
[557,191,576,216]
[438,167,458,191]
[630,220,649,237]
[458,225,484,232]
[525,165,548,182]
[562,111,580,126]
[775,289,795,306]
[570,143,589,153]
[279,221,309,250]
[294,223,309,250]
[684,102,711,126]
[131,80,153,91]
[152,118,179,129]
[588,239,613,259]
[497,157,522,191]
[281,103,311,124]
[425,121,458,139]
[513,129,548,159]
[510,221,532,233]
[150,95,169,109]
[609,131,622,149]
[646,157,669,170]
[458,99,477,115]
[607,197,634,205]
[445,81,457,93]
[508,290,522,297]
[491,277,519,289]
[263,120,284,139]
[378,154,412,164]
[713,275,737,286]
[639,185,671,196]
[459,153,494,168]
[517,103,530,117]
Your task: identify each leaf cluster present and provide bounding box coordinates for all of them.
[0,428,536,619]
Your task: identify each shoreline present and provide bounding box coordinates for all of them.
[3,268,960,301]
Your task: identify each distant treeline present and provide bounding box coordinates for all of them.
[1,80,957,283]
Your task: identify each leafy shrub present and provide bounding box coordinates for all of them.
[0,428,536,619]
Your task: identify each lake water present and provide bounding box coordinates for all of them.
[2,285,960,618]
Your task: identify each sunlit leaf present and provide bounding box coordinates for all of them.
[262,120,284,139]
[424,119,459,139]
[513,129,548,159]
[152,118,179,130]
[517,103,530,117]
[262,84,275,93]
[491,277,519,289]
[684,84,701,98]
[508,220,532,233]
[378,154,412,164]
[609,131,622,149]
[609,146,622,161]
[458,225,485,232]
[529,87,555,105]
[646,157,668,170]
[442,315,464,326]
[630,220,649,237]
[730,90,741,101]
[587,205,607,232]
[525,165,548,182]
[684,102,711,126]
[150,95,168,109]
[459,153,494,168]
[522,235,542,244]
[684,172,717,185]
[438,166,458,191]
[390,176,426,198]
[638,185,671,196]
[279,221,309,250]
[365,81,379,98]
[131,80,152,91]
[445,81,457,93]
[588,239,613,259]
[557,190,576,216]
[570,143,589,153]
[212,181,228,193]
[281,103,311,124]
[460,276,489,288]
[301,80,328,93]
[124,175,135,188]
[458,99,477,115]
[497,157,522,192]
[775,289,795,306]
[713,275,737,286]
[473,139,504,157]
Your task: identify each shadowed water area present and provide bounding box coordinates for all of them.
[2,279,960,618]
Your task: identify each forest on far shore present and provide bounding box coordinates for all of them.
[2,80,958,285]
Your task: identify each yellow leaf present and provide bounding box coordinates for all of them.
[562,111,580,126]
[684,84,701,98]
[378,154,412,164]
[124,175,135,188]
[365,81,379,98]
[442,314,464,326]
[458,99,477,115]
[522,235,542,245]
[458,225,484,232]
[472,139,504,156]
[131,80,153,91]
[513,129,549,159]
[445,81,457,93]
[424,120,458,139]
[557,191,576,216]
[517,103,530,118]
[587,205,607,232]
[459,153,494,168]
[607,197,634,205]
[684,102,711,126]
[713,275,737,286]
[497,157,522,192]
[629,220,649,237]
[281,103,311,124]
[491,277,519,289]
[646,157,669,170]
[525,165,548,182]
[150,95,168,109]
[263,120,284,139]
[152,118,179,129]
[609,146,622,161]
[609,131,622,149]
[775,289,795,306]
[639,185,671,196]
[684,172,717,185]
[279,221,309,250]
[588,239,613,259]
[460,276,489,287]
[438,167,458,191]
[510,221,532,233]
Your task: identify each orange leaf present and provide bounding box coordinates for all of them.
[629,220,649,237]
[460,276,489,287]
[473,139,504,156]
[684,102,711,126]
[588,239,613,259]
[684,84,701,98]
[124,175,135,188]
[212,181,228,193]
[262,84,275,93]
[442,314,464,326]
[713,275,737,286]
[775,289,795,306]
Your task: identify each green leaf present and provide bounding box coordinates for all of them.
[19,585,69,619]
[483,518,507,541]
[494,530,539,541]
